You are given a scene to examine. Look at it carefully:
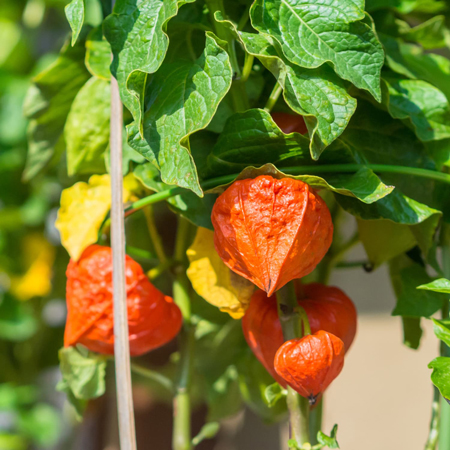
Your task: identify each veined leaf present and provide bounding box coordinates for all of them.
[418,278,450,293]
[380,34,450,101]
[203,109,393,203]
[429,357,450,401]
[237,30,357,160]
[22,40,90,180]
[383,75,450,142]
[250,0,384,101]
[65,77,110,175]
[65,0,84,46]
[186,227,254,319]
[399,15,450,49]
[103,0,195,131]
[85,27,111,80]
[128,33,232,196]
[55,174,136,260]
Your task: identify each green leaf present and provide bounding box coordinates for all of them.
[264,383,287,408]
[338,189,442,256]
[134,163,216,229]
[0,434,27,450]
[65,77,110,176]
[429,357,450,401]
[391,264,445,318]
[0,294,38,342]
[250,0,384,101]
[65,0,84,46]
[382,75,450,142]
[204,109,393,203]
[191,422,220,446]
[432,318,450,347]
[380,34,450,101]
[17,404,61,447]
[23,40,90,180]
[85,26,111,80]
[237,31,357,160]
[418,278,450,294]
[402,317,423,350]
[103,0,195,131]
[317,424,340,449]
[357,219,416,267]
[399,15,450,49]
[128,33,232,196]
[57,346,107,418]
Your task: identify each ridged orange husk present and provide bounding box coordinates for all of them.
[242,283,357,386]
[274,331,345,404]
[211,176,333,296]
[64,245,182,356]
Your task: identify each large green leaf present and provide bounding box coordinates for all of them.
[133,163,216,229]
[382,75,450,142]
[127,33,232,196]
[103,0,195,132]
[380,34,450,101]
[402,317,423,350]
[22,40,90,180]
[429,357,450,400]
[250,0,384,101]
[399,15,450,49]
[236,31,356,160]
[203,109,393,203]
[65,77,110,175]
[65,0,85,46]
[418,278,450,294]
[85,27,111,80]
[391,263,445,318]
[338,189,442,255]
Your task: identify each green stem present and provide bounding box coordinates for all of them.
[264,82,283,112]
[276,283,310,448]
[240,53,254,84]
[130,362,174,393]
[143,205,168,264]
[425,386,441,450]
[172,217,195,450]
[309,398,323,446]
[439,224,450,450]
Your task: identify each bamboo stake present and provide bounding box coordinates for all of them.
[110,29,138,450]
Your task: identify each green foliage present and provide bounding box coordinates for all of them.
[0,294,37,342]
[65,0,85,46]
[317,424,340,449]
[429,357,450,401]
[57,346,107,418]
[418,278,450,293]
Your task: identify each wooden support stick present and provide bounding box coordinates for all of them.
[110,52,138,450]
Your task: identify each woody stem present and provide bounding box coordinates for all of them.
[173,217,194,450]
[276,282,311,448]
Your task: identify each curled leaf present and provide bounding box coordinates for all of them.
[186,227,254,319]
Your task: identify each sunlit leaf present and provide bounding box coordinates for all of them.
[85,26,111,80]
[186,227,254,318]
[250,0,384,101]
[103,0,195,130]
[418,278,450,294]
[429,357,450,401]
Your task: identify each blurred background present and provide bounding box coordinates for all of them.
[0,0,442,449]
